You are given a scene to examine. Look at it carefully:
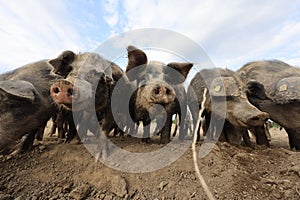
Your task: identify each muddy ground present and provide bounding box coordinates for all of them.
[0,124,300,200]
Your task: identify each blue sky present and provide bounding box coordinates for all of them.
[1,0,300,73]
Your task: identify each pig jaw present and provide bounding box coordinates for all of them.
[227,98,270,129]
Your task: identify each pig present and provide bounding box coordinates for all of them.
[187,68,270,145]
[50,51,116,159]
[48,112,67,138]
[0,54,70,154]
[48,109,77,142]
[125,45,193,143]
[104,63,133,137]
[238,60,300,149]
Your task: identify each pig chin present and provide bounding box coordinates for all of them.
[51,93,92,111]
[235,119,250,129]
[226,115,250,129]
[149,104,167,116]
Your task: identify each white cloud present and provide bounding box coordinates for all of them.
[0,1,84,72]
[120,0,300,69]
[1,1,300,74]
[102,0,119,27]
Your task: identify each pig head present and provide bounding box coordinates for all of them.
[0,55,66,154]
[50,51,113,112]
[188,68,269,143]
[125,45,193,143]
[49,51,115,159]
[238,60,300,149]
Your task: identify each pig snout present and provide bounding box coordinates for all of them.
[232,98,270,128]
[245,111,270,127]
[235,107,270,128]
[50,80,77,105]
[150,84,175,105]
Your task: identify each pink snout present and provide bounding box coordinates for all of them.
[50,80,76,106]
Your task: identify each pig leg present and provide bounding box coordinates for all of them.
[172,114,179,137]
[10,131,36,155]
[264,122,272,142]
[48,121,57,137]
[36,119,49,141]
[48,115,58,137]
[15,119,50,154]
[142,119,151,143]
[161,114,172,144]
[74,111,90,142]
[242,130,253,147]
[66,118,80,144]
[223,122,242,145]
[127,122,138,137]
[154,115,166,136]
[218,131,227,142]
[253,126,270,147]
[189,101,200,140]
[63,120,69,136]
[178,97,188,140]
[206,114,218,142]
[179,114,188,141]
[19,132,36,152]
[57,113,66,139]
[95,127,109,160]
[35,125,46,141]
[285,128,300,150]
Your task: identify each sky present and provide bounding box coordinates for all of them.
[0,0,300,73]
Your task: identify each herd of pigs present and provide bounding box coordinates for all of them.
[0,45,300,160]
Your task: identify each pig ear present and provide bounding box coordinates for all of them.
[246,81,267,100]
[0,80,38,103]
[49,50,75,75]
[165,62,193,84]
[126,45,147,72]
[126,45,148,81]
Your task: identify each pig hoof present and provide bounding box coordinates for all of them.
[160,136,171,144]
[184,135,193,140]
[178,135,186,141]
[141,137,151,143]
[161,139,170,144]
[70,140,82,145]
[9,149,21,157]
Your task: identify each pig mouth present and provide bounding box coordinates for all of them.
[60,103,73,110]
[55,100,91,112]
[149,101,170,107]
[50,81,92,111]
[149,104,167,116]
[236,119,250,129]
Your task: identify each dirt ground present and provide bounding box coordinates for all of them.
[0,123,300,200]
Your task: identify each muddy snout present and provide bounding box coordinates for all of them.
[50,80,77,105]
[150,83,175,105]
[245,112,270,127]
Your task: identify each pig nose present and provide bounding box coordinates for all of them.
[50,80,76,105]
[246,112,270,126]
[151,84,175,104]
